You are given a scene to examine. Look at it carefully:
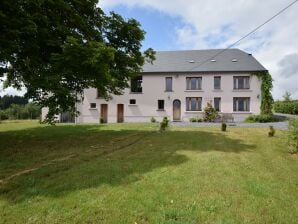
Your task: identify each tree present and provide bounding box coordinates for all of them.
[0,0,155,123]
[283,91,292,102]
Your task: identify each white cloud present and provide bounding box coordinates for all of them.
[100,0,298,99]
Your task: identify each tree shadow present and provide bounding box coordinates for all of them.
[0,124,255,204]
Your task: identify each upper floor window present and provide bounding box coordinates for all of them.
[233,97,250,112]
[214,97,221,112]
[158,100,165,110]
[234,76,250,89]
[214,76,221,89]
[165,77,173,91]
[186,77,202,90]
[186,97,202,111]
[131,76,143,93]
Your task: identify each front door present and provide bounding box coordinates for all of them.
[117,104,124,123]
[173,99,181,121]
[100,104,108,123]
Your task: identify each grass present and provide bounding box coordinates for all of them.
[0,120,297,223]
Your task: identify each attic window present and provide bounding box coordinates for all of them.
[211,59,216,62]
[232,59,238,62]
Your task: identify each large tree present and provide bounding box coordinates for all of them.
[0,0,155,123]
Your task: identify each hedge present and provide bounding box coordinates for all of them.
[274,101,298,115]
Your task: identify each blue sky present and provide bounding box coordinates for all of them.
[1,0,298,99]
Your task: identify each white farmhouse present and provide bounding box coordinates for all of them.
[42,49,267,123]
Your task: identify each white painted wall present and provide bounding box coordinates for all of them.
[75,73,261,123]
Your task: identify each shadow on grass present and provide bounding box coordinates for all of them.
[0,124,255,203]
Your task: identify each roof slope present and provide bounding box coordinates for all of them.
[142,49,267,73]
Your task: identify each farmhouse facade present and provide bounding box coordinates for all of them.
[42,49,267,123]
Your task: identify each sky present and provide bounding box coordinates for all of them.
[1,0,297,99]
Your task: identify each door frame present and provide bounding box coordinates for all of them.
[173,99,181,121]
[117,104,124,123]
[100,104,108,123]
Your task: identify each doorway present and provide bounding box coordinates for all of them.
[173,99,181,121]
[100,104,108,123]
[117,104,124,123]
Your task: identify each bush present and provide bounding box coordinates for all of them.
[0,110,9,121]
[203,102,218,122]
[274,101,298,115]
[268,126,275,137]
[189,117,202,122]
[160,117,169,131]
[245,114,278,123]
[221,122,227,132]
[150,117,156,123]
[288,118,298,154]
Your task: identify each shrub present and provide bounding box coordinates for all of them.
[268,126,275,137]
[160,117,169,131]
[203,102,218,122]
[221,122,227,132]
[150,117,157,123]
[274,101,298,115]
[189,117,202,122]
[0,111,9,121]
[245,114,278,123]
[288,118,298,154]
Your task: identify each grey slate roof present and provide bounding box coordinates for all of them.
[142,49,267,73]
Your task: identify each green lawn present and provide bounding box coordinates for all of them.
[0,120,297,224]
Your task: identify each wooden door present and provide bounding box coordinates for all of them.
[100,104,108,123]
[173,99,181,121]
[117,104,124,123]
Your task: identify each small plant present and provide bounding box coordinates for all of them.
[189,117,203,122]
[203,102,218,122]
[150,117,157,123]
[221,122,227,132]
[288,118,298,154]
[245,114,278,123]
[100,118,105,123]
[268,126,275,137]
[160,117,170,131]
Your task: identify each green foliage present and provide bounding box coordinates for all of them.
[245,114,278,123]
[0,103,40,120]
[160,117,169,131]
[0,0,155,123]
[274,101,298,115]
[203,102,219,122]
[282,91,292,102]
[288,118,298,154]
[0,95,28,109]
[150,117,156,123]
[221,123,227,131]
[253,71,274,115]
[268,126,275,137]
[189,117,202,122]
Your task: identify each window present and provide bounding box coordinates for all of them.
[131,76,143,93]
[186,77,202,90]
[186,97,202,111]
[234,76,250,89]
[129,99,136,105]
[214,98,221,112]
[90,103,97,109]
[233,97,250,112]
[165,77,173,91]
[214,76,221,89]
[158,100,165,110]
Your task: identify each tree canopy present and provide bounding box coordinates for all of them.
[0,0,155,123]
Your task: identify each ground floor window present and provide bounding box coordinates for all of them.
[158,100,165,110]
[186,97,202,111]
[233,97,250,112]
[214,97,221,112]
[90,103,97,109]
[129,99,136,105]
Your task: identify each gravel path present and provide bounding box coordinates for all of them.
[171,121,289,130]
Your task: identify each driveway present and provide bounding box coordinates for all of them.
[171,121,289,130]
